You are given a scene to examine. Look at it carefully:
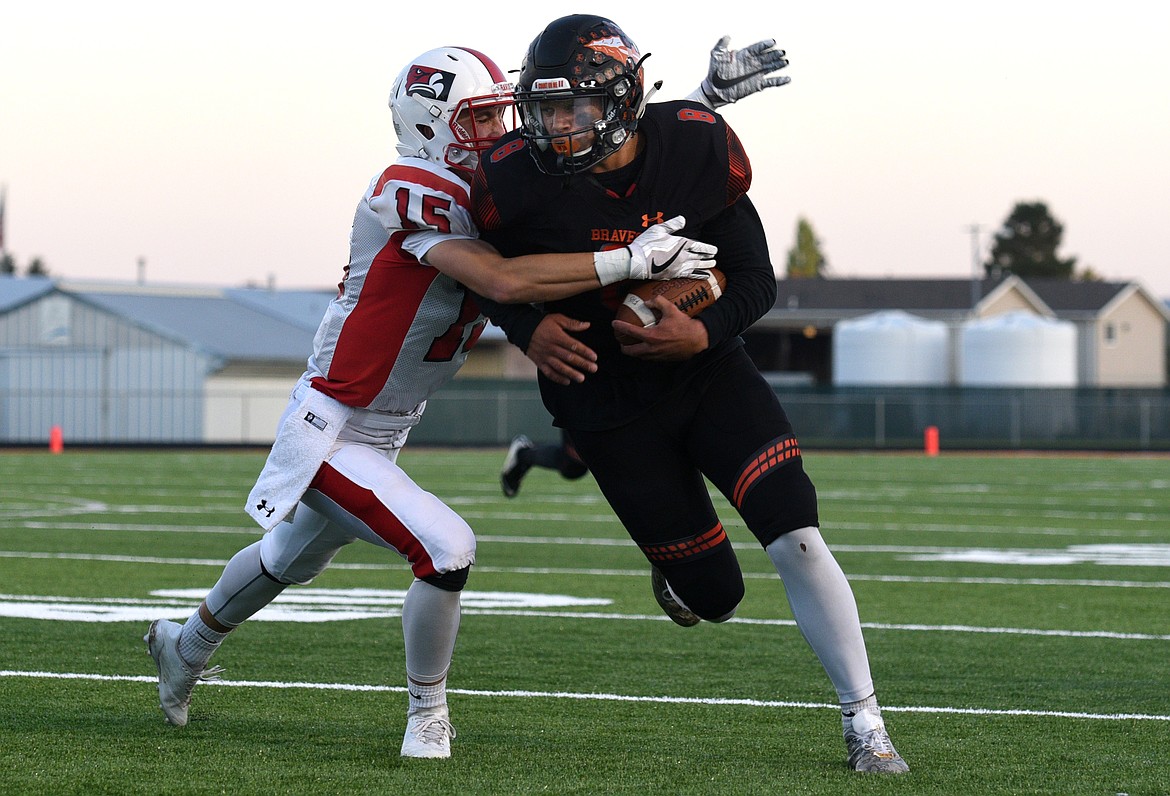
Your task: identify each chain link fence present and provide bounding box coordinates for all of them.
[3,380,1168,451]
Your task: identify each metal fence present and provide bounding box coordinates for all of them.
[3,380,1169,451]
[768,387,1169,451]
[415,382,1170,452]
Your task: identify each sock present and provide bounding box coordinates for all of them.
[528,444,562,470]
[406,676,448,714]
[402,579,460,714]
[841,693,880,734]
[177,540,287,671]
[766,526,875,703]
[204,540,288,626]
[177,610,231,672]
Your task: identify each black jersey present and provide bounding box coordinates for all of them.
[472,100,778,430]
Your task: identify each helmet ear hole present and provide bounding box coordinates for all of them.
[416,124,436,141]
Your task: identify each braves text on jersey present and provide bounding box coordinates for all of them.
[471,101,777,431]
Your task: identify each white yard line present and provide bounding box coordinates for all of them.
[1,669,1166,723]
[2,588,1168,639]
[4,549,1170,589]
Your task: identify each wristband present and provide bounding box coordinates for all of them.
[686,81,725,110]
[592,247,633,286]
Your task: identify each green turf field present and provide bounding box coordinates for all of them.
[1,448,1168,794]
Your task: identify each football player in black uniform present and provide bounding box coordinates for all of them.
[471,15,908,774]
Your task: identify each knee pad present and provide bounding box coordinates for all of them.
[259,547,336,585]
[655,541,744,622]
[421,565,470,593]
[259,528,340,586]
[258,553,293,586]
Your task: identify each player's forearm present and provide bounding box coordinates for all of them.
[425,238,601,304]
[488,253,602,304]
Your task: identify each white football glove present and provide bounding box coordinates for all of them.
[687,36,790,110]
[592,215,717,285]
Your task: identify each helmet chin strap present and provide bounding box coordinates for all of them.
[638,80,663,116]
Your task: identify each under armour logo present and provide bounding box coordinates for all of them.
[642,212,665,227]
[256,500,276,518]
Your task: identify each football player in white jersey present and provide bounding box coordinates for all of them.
[144,39,789,759]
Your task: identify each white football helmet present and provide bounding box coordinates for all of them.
[390,46,513,175]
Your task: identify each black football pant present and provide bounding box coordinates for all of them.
[568,347,819,620]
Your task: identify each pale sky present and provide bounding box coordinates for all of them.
[3,1,1168,298]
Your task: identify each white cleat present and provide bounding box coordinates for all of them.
[500,435,534,498]
[401,706,456,758]
[844,708,909,773]
[650,566,700,627]
[144,619,223,727]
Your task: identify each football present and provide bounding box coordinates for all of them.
[614,268,726,345]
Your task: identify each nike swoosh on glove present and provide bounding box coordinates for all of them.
[593,216,717,285]
[700,36,790,108]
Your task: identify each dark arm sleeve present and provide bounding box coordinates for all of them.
[472,293,544,353]
[695,194,777,346]
[468,158,547,351]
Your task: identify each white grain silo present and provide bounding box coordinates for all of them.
[958,311,1077,386]
[832,310,949,385]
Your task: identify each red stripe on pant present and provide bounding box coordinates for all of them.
[732,436,801,507]
[309,462,438,579]
[641,523,727,563]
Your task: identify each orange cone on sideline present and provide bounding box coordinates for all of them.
[924,425,939,456]
[49,425,64,454]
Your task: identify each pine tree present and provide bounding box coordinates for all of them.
[985,201,1076,279]
[785,217,828,279]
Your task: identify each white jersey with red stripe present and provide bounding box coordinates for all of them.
[305,157,487,414]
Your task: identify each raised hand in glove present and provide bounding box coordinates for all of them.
[688,36,790,109]
[592,215,717,285]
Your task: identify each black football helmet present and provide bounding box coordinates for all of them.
[514,15,647,175]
